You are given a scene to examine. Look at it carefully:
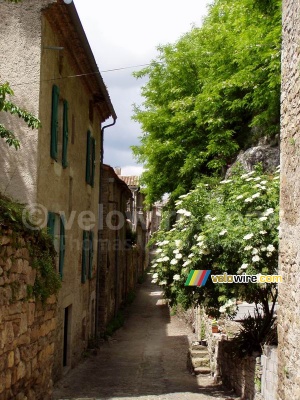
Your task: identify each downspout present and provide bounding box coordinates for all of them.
[95,117,117,336]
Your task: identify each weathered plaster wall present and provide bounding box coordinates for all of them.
[279,0,300,398]
[0,0,55,204]
[0,230,57,400]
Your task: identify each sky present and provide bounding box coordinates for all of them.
[74,0,211,176]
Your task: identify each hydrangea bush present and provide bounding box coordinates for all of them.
[150,165,279,318]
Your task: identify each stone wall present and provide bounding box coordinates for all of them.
[279,0,300,398]
[0,231,57,400]
[261,346,278,400]
[217,340,259,400]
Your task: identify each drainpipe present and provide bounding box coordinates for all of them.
[95,117,117,336]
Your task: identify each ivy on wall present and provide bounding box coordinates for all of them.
[0,193,61,302]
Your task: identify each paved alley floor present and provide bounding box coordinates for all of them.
[53,273,239,400]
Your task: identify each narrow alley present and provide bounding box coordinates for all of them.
[53,273,238,400]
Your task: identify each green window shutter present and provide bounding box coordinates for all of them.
[91,137,96,188]
[88,230,94,279]
[51,85,60,160]
[62,100,69,168]
[59,215,66,279]
[86,130,91,184]
[47,211,56,238]
[82,230,88,283]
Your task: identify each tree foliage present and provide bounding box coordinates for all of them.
[132,0,281,204]
[149,165,279,319]
[0,82,41,149]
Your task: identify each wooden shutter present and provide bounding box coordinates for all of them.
[47,211,56,238]
[62,100,69,168]
[88,230,94,279]
[59,215,66,279]
[51,85,59,160]
[82,230,88,283]
[91,137,96,188]
[86,130,91,184]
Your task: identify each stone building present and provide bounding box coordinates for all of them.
[97,165,140,333]
[279,0,300,398]
[117,172,148,276]
[0,0,116,382]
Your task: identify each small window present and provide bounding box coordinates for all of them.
[47,211,66,279]
[89,100,94,123]
[71,114,75,145]
[50,84,69,168]
[50,85,59,160]
[82,230,94,283]
[85,130,95,187]
[62,100,69,168]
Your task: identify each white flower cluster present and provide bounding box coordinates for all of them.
[237,263,249,274]
[242,241,277,263]
[241,171,256,179]
[259,208,274,221]
[151,272,158,284]
[177,209,192,217]
[205,214,217,221]
[156,240,170,246]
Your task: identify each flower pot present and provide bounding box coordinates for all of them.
[212,326,219,333]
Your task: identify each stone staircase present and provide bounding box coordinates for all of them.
[187,341,211,375]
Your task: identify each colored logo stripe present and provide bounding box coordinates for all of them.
[185,270,211,287]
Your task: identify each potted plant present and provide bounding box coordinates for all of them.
[211,319,219,333]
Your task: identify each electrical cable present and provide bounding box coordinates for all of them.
[1,63,153,87]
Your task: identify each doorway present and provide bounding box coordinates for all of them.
[63,305,72,368]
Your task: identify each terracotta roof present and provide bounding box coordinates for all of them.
[118,176,140,187]
[102,165,132,196]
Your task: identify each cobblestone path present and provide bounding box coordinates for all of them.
[53,273,238,400]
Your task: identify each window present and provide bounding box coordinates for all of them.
[82,230,94,283]
[50,84,69,168]
[89,99,94,123]
[85,130,95,187]
[47,211,66,279]
[71,113,75,145]
[62,100,69,168]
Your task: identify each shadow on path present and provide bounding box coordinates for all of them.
[53,273,239,400]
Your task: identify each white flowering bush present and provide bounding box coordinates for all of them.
[150,164,279,318]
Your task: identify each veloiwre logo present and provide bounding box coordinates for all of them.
[185,270,211,287]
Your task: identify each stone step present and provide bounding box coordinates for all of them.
[191,344,207,351]
[190,349,209,358]
[192,357,210,368]
[194,366,211,375]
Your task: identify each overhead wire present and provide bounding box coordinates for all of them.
[2,63,153,87]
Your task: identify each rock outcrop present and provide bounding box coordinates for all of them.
[226,144,280,176]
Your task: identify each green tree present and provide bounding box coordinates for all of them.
[132,0,281,205]
[1,0,41,149]
[150,165,279,320]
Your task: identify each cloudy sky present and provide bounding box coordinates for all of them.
[74,0,211,175]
